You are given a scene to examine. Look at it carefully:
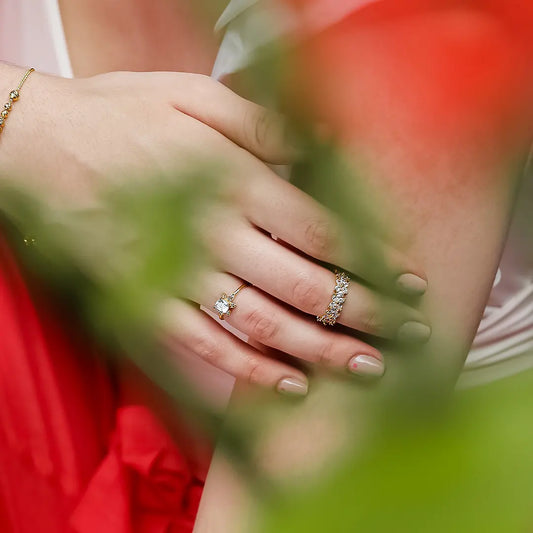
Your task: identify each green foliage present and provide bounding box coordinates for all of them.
[0,171,225,436]
[260,368,533,533]
[1,4,531,530]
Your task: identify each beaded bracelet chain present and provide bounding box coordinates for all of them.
[0,68,35,136]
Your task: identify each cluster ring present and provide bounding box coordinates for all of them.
[316,270,350,326]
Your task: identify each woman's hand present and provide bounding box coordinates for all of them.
[0,66,430,395]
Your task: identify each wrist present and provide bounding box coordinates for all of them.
[0,64,61,186]
[0,66,34,133]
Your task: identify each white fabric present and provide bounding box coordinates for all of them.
[212,0,380,79]
[459,150,533,388]
[2,0,532,389]
[0,0,72,78]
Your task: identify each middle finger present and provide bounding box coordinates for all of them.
[188,271,385,376]
[212,223,431,342]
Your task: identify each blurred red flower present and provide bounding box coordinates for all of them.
[282,0,533,157]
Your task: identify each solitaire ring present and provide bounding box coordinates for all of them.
[214,283,248,320]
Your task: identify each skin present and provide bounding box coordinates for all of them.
[0,0,428,399]
[57,0,222,76]
[194,5,533,532]
[1,1,529,530]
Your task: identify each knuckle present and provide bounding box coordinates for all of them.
[246,107,272,149]
[187,73,221,100]
[194,336,222,366]
[316,341,337,366]
[190,72,216,89]
[304,219,335,259]
[242,308,279,343]
[246,359,264,386]
[194,72,214,84]
[357,307,383,334]
[292,273,324,313]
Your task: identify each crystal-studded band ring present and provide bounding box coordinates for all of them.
[316,270,350,326]
[214,283,248,320]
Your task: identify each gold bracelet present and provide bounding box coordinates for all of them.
[0,67,35,135]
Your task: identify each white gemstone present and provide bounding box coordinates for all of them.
[214,298,230,315]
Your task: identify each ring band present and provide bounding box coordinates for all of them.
[214,283,248,320]
[317,270,350,326]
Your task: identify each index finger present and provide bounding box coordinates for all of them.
[167,73,294,165]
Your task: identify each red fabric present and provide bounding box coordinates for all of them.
[0,232,203,533]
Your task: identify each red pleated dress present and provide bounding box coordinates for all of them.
[0,232,204,532]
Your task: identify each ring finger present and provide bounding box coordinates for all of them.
[159,297,310,396]
[209,222,431,342]
[188,271,385,377]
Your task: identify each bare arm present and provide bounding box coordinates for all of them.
[194,6,533,532]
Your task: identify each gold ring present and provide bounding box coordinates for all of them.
[214,283,248,320]
[317,271,350,326]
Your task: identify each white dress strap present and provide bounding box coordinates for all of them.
[0,0,73,78]
[44,0,73,78]
[212,0,381,79]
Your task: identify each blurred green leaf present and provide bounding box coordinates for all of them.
[259,367,533,533]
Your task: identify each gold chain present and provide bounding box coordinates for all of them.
[0,68,35,136]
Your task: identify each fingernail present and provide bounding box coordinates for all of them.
[277,377,309,397]
[396,273,428,296]
[347,354,385,377]
[397,321,432,343]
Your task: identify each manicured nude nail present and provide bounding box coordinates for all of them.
[277,377,309,397]
[397,321,432,343]
[396,273,428,296]
[348,354,385,377]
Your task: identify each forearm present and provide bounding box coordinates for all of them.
[195,153,526,533]
[195,7,532,531]
[0,62,60,193]
[195,165,520,533]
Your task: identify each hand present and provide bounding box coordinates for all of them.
[0,66,430,396]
